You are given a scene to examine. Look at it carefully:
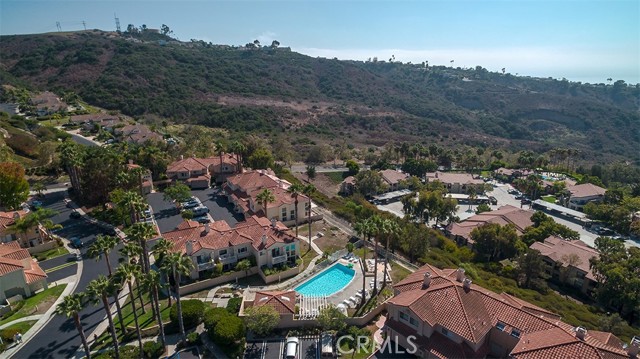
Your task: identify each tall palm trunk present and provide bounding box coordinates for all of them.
[101,294,120,359]
[104,250,113,277]
[113,292,125,334]
[383,236,390,287]
[152,284,166,346]
[165,273,173,307]
[173,268,186,339]
[74,314,91,359]
[126,281,143,356]
[373,237,379,294]
[294,198,299,238]
[307,198,312,253]
[134,273,146,315]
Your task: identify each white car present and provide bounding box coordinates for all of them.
[285,337,299,359]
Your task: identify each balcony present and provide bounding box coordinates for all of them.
[197,261,215,271]
[272,254,288,265]
[218,253,237,264]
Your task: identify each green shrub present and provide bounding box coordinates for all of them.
[186,331,201,345]
[203,307,230,333]
[226,297,242,314]
[94,346,139,359]
[212,315,245,346]
[170,300,205,329]
[142,341,164,359]
[0,328,19,343]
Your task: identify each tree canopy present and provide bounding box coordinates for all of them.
[0,162,29,210]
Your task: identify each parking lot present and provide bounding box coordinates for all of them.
[148,186,244,234]
[244,337,319,359]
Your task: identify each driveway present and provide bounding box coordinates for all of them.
[147,192,184,233]
[191,187,243,227]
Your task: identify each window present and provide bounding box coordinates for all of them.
[409,317,419,327]
[496,322,506,331]
[282,208,287,221]
[399,312,409,321]
[290,210,295,220]
[441,327,449,336]
[219,249,227,256]
[238,247,247,253]
[510,329,521,338]
[260,251,264,256]
[305,202,310,216]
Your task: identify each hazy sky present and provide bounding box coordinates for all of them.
[1,0,638,84]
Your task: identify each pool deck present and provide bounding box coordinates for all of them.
[324,258,389,307]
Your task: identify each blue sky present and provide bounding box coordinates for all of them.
[1,0,638,84]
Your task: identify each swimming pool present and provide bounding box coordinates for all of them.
[295,263,355,296]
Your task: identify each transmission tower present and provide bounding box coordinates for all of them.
[82,21,86,30]
[114,13,121,33]
[56,21,61,32]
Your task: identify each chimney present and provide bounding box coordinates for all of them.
[13,212,20,220]
[180,155,184,160]
[204,222,210,234]
[456,268,466,282]
[423,271,432,288]
[128,159,133,165]
[185,240,194,256]
[261,234,267,246]
[271,218,277,228]
[575,326,587,340]
[463,278,472,290]
[628,336,640,357]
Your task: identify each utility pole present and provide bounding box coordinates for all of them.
[82,21,86,30]
[56,22,61,32]
[114,13,121,33]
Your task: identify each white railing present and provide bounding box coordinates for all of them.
[197,261,215,271]
[219,253,237,264]
[272,254,287,265]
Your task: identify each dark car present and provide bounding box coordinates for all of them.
[521,198,532,205]
[69,211,82,219]
[489,196,498,205]
[70,237,83,248]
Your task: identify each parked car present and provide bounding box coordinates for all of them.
[194,215,210,224]
[69,211,82,219]
[489,196,498,205]
[70,237,83,248]
[321,332,335,358]
[30,200,43,210]
[285,337,299,359]
[182,200,200,209]
[192,206,210,216]
[521,198,532,205]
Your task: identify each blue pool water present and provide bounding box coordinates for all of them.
[295,263,355,296]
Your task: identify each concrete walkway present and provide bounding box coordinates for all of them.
[0,315,43,330]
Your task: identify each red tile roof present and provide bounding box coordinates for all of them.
[163,215,296,255]
[448,205,534,243]
[379,169,409,185]
[530,236,599,280]
[0,241,47,283]
[167,154,239,174]
[567,183,606,199]
[253,290,296,315]
[426,172,484,185]
[390,264,627,359]
[225,170,308,214]
[0,210,26,235]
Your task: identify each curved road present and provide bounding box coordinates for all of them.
[13,192,123,359]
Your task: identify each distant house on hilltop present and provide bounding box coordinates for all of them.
[426,171,485,194]
[166,153,240,189]
[30,91,67,116]
[116,124,163,144]
[379,169,409,192]
[447,205,534,246]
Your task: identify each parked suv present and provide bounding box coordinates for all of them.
[285,337,299,359]
[191,206,210,216]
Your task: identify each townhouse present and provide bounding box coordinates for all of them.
[162,215,299,280]
[166,153,240,189]
[0,241,47,302]
[565,183,606,211]
[223,170,309,227]
[380,169,409,192]
[385,263,637,359]
[530,236,599,295]
[426,171,485,194]
[126,160,154,195]
[0,210,49,249]
[447,205,534,246]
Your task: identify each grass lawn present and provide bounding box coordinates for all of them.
[323,171,347,184]
[0,284,67,326]
[0,320,38,349]
[541,195,556,203]
[34,246,70,262]
[339,337,376,359]
[389,262,412,284]
[480,170,492,178]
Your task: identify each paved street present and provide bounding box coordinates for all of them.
[14,191,125,359]
[245,337,320,359]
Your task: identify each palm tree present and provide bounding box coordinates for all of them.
[117,191,146,226]
[286,184,304,239]
[125,223,156,275]
[466,186,477,212]
[354,217,375,305]
[59,141,85,198]
[142,271,166,347]
[152,238,174,307]
[33,182,46,197]
[87,276,120,359]
[255,189,275,218]
[302,184,316,252]
[87,235,119,277]
[162,253,193,339]
[55,293,91,359]
[118,240,147,314]
[229,140,246,172]
[370,215,383,295]
[380,219,400,288]
[10,208,62,246]
[115,264,143,355]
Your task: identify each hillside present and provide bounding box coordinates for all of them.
[0,30,639,164]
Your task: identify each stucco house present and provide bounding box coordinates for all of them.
[565,183,606,211]
[339,176,356,196]
[379,169,409,192]
[384,263,636,359]
[426,172,485,194]
[162,215,299,280]
[126,160,154,195]
[166,154,240,189]
[530,236,599,295]
[0,241,47,302]
[447,205,534,246]
[0,210,50,249]
[30,91,67,116]
[223,170,310,227]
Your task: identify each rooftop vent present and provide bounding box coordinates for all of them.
[576,326,587,340]
[261,234,267,245]
[271,218,277,228]
[423,271,432,288]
